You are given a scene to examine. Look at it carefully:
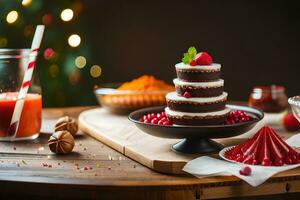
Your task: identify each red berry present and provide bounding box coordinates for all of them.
[225,110,252,124]
[236,155,244,162]
[183,91,191,98]
[291,155,298,164]
[285,156,293,165]
[151,118,158,124]
[156,113,162,119]
[140,112,172,126]
[158,120,164,125]
[283,113,300,132]
[190,60,197,66]
[252,159,258,165]
[262,158,272,166]
[160,117,167,122]
[163,121,171,126]
[194,52,213,65]
[239,166,252,176]
[274,158,284,166]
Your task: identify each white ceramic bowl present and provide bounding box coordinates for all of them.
[288,96,300,122]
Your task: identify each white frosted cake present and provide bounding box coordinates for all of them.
[165,47,230,125]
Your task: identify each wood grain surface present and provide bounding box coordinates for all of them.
[78,108,266,174]
[0,107,300,200]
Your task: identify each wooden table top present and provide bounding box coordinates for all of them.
[1,106,300,200]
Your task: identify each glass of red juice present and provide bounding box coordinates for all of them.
[0,49,42,141]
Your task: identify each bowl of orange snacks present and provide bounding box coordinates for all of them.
[95,75,174,113]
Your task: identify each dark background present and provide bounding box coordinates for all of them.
[83,0,300,102]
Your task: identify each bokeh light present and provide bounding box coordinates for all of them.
[0,38,8,47]
[69,70,81,85]
[68,34,81,47]
[61,9,74,21]
[24,25,34,37]
[6,11,19,24]
[75,56,86,69]
[90,65,102,78]
[49,64,59,78]
[22,0,32,6]
[44,48,55,60]
[42,14,53,25]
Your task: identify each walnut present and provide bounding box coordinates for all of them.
[55,116,78,136]
[48,131,75,154]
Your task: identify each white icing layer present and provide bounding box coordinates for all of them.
[165,107,230,117]
[173,78,224,88]
[175,62,221,71]
[166,92,227,103]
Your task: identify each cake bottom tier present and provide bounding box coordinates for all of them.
[165,107,230,126]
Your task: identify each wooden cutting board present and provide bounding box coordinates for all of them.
[78,108,261,174]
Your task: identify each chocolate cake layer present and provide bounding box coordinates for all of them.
[167,98,226,113]
[167,114,228,125]
[176,69,221,82]
[165,107,230,126]
[166,92,228,113]
[175,85,223,97]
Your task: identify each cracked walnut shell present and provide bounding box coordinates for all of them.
[48,131,75,154]
[55,116,78,136]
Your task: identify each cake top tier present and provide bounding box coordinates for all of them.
[175,63,221,71]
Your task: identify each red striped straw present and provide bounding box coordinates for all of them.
[8,25,45,140]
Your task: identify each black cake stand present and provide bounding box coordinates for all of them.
[128,105,264,154]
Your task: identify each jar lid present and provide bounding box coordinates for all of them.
[253,85,285,93]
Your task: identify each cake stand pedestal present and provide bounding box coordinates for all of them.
[129,105,264,154]
[172,138,224,154]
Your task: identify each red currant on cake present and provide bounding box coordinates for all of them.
[190,60,197,66]
[183,91,191,98]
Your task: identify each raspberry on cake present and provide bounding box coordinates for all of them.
[165,46,230,126]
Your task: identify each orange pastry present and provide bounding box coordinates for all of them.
[97,75,174,113]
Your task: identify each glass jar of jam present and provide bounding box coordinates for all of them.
[248,85,288,113]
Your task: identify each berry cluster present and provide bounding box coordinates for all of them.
[139,112,172,126]
[224,110,253,125]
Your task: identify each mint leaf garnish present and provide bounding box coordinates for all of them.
[188,47,197,58]
[182,46,197,64]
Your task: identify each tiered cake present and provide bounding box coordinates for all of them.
[165,47,230,125]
